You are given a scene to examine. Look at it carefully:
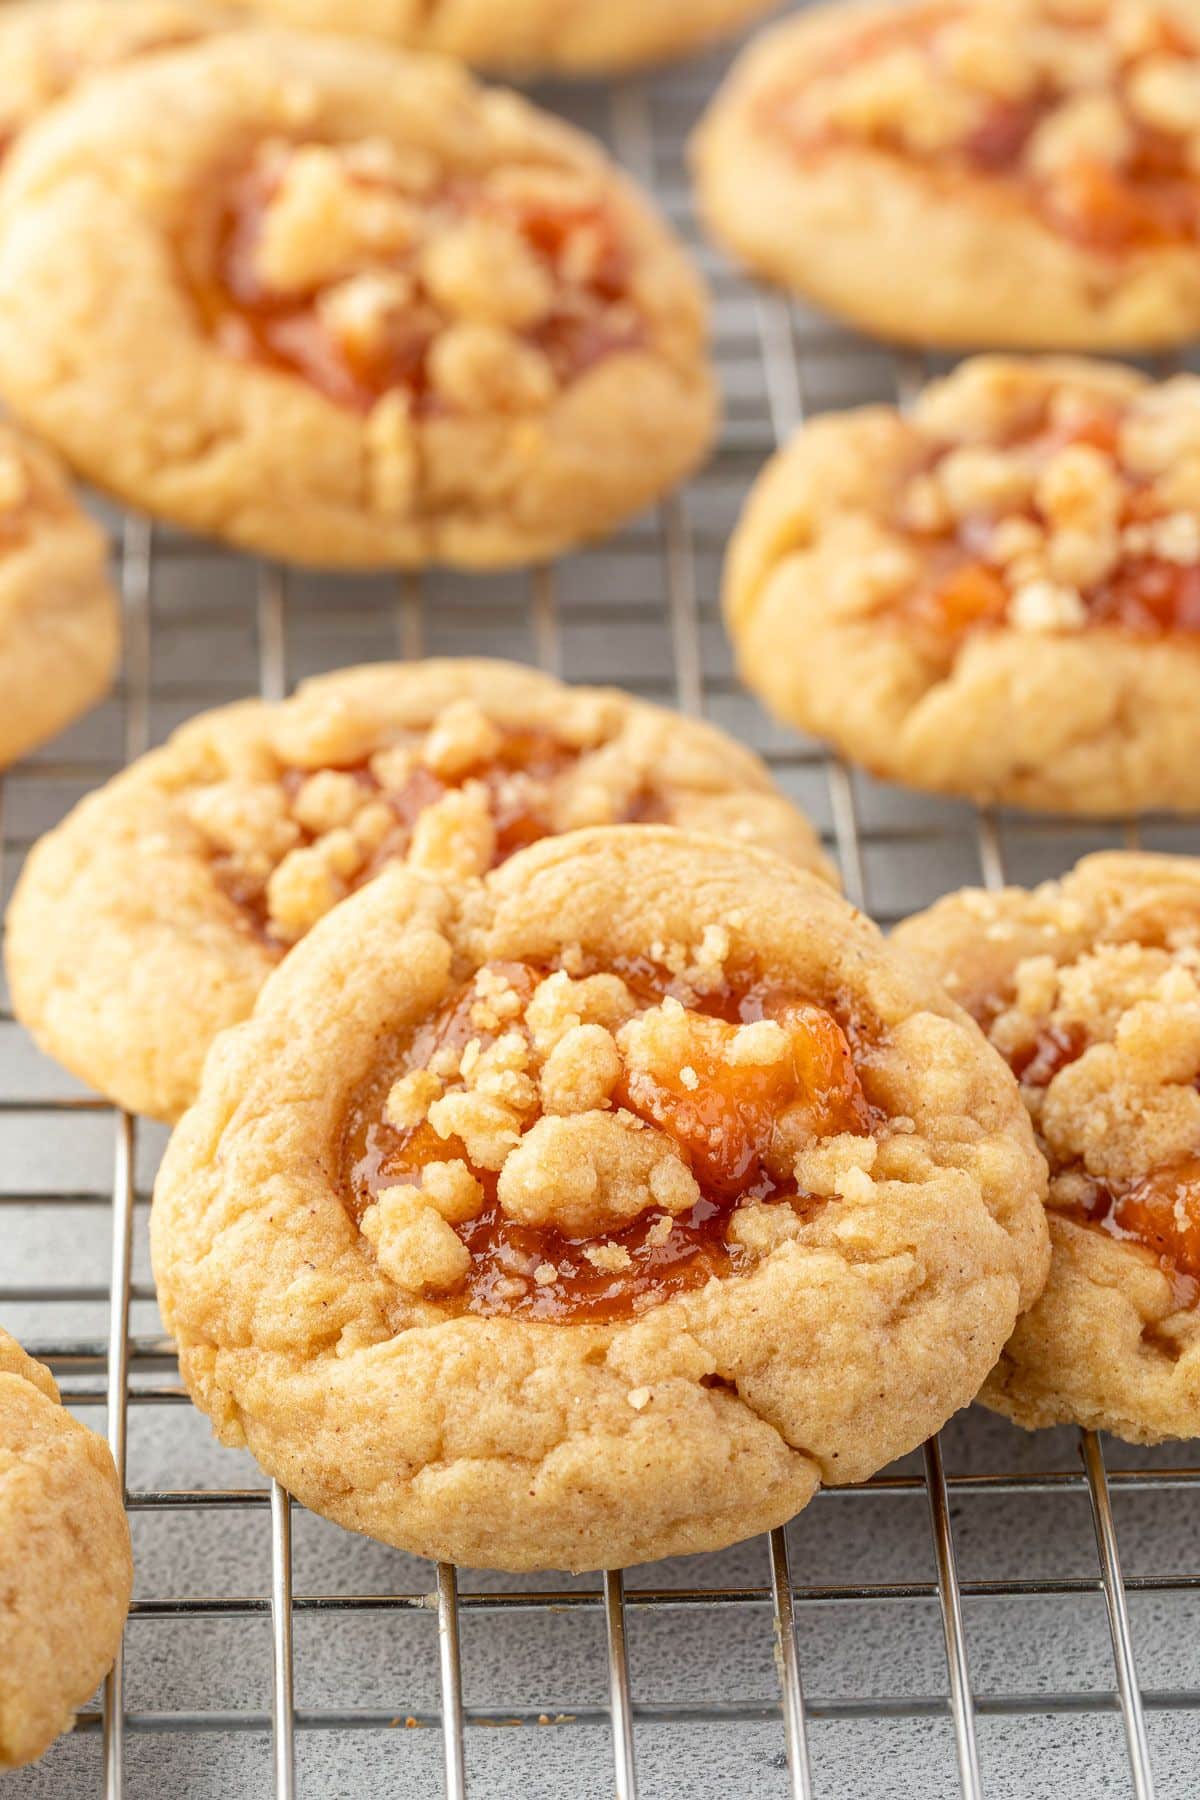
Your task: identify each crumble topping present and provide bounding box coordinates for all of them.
[183,697,668,948]
[342,947,883,1321]
[874,363,1200,652]
[764,0,1200,255]
[189,137,646,417]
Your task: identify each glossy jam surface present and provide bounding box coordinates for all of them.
[194,151,642,413]
[1067,1159,1200,1302]
[343,958,879,1322]
[765,3,1200,255]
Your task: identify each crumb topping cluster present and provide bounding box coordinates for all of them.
[342,940,879,1321]
[191,136,645,419]
[876,370,1200,650]
[767,0,1200,255]
[185,698,663,947]
[962,905,1200,1295]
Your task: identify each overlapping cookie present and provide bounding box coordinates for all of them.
[725,355,1200,813]
[896,853,1200,1444]
[0,0,221,159]
[695,0,1200,349]
[0,423,119,767]
[0,31,714,568]
[0,1329,132,1770]
[225,0,775,75]
[151,827,1048,1571]
[6,659,834,1122]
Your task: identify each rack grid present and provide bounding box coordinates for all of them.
[4,24,1200,1800]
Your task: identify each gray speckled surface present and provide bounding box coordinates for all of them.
[4,8,1200,1795]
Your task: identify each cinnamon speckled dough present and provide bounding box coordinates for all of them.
[0,0,223,152]
[6,658,834,1124]
[0,423,119,768]
[0,1329,132,1770]
[225,0,775,74]
[724,356,1200,814]
[693,0,1200,350]
[0,32,715,569]
[895,853,1200,1443]
[151,827,1049,1572]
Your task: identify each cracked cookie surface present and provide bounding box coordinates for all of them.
[0,30,714,568]
[0,1329,132,1770]
[694,0,1200,350]
[223,0,775,75]
[0,422,119,768]
[6,658,834,1123]
[725,355,1200,813]
[896,852,1200,1443]
[151,826,1048,1572]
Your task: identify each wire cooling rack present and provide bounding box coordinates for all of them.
[5,23,1200,1800]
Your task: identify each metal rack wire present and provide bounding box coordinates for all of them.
[4,31,1200,1800]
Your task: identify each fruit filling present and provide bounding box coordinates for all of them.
[342,952,879,1321]
[763,0,1200,255]
[884,374,1200,651]
[181,698,667,948]
[188,138,645,413]
[1068,1159,1200,1297]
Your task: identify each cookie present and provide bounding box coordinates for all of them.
[0,31,715,569]
[151,826,1048,1571]
[725,355,1200,814]
[895,853,1200,1443]
[0,1329,133,1770]
[224,0,774,75]
[6,658,834,1124]
[0,0,221,159]
[0,423,119,768]
[693,0,1200,350]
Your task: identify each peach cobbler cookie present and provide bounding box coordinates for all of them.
[0,32,714,569]
[224,0,774,76]
[6,659,833,1123]
[0,423,119,768]
[151,828,1048,1570]
[896,854,1200,1442]
[0,0,223,161]
[725,356,1200,814]
[694,0,1200,349]
[0,1329,132,1770]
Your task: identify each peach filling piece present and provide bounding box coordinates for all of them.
[887,390,1200,651]
[342,955,877,1322]
[763,1,1200,255]
[190,138,645,414]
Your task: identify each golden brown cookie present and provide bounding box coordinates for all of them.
[0,0,222,159]
[725,355,1200,814]
[0,31,715,569]
[151,826,1048,1571]
[6,658,834,1124]
[0,422,119,768]
[224,0,775,75]
[895,853,1200,1443]
[0,1329,133,1770]
[693,0,1200,350]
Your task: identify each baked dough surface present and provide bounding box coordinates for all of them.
[725,355,1200,814]
[6,657,834,1123]
[151,826,1049,1572]
[694,0,1200,350]
[896,852,1200,1443]
[224,0,776,74]
[0,1329,133,1770]
[0,422,118,767]
[0,30,715,568]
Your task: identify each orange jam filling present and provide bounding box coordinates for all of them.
[1067,1159,1200,1303]
[193,150,644,413]
[763,5,1200,256]
[342,958,879,1322]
